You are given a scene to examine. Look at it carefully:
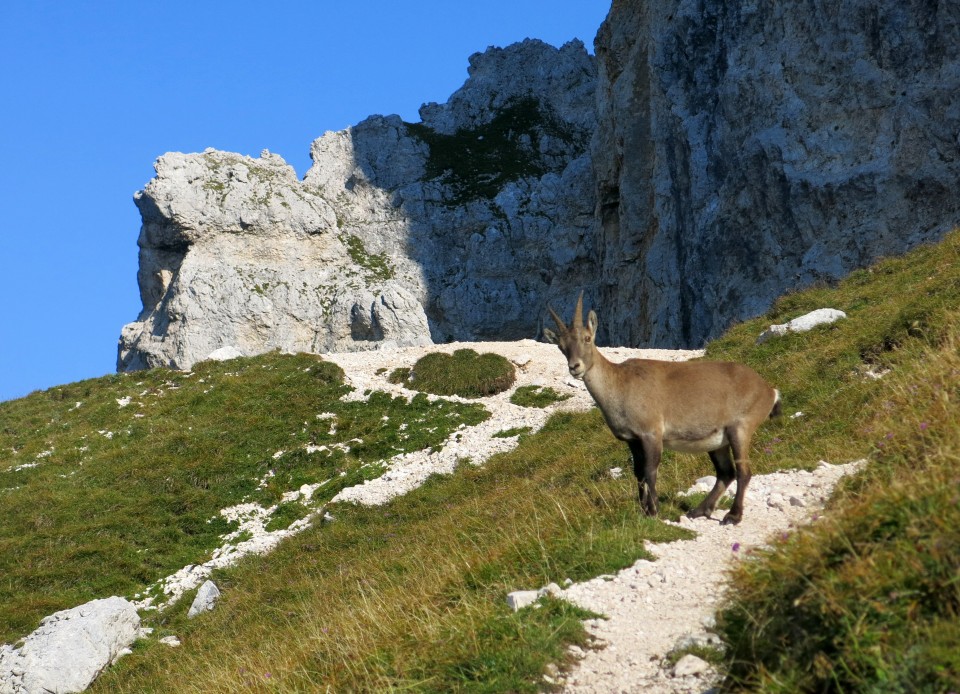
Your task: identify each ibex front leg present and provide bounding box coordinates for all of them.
[628,437,661,516]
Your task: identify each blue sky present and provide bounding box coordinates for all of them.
[0,1,609,402]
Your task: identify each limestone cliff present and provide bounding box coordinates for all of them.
[120,2,960,369]
[592,0,960,347]
[119,39,596,370]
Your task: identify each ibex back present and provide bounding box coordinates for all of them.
[544,293,781,525]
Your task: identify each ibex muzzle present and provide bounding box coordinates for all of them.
[544,292,781,525]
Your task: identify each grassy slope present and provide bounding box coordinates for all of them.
[93,409,697,693]
[0,353,486,643]
[3,229,958,691]
[704,230,960,691]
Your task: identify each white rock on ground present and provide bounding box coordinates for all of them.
[187,580,221,618]
[757,308,847,344]
[204,345,245,362]
[0,597,140,694]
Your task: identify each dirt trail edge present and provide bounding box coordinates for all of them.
[556,461,864,694]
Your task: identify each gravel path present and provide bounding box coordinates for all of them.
[556,461,864,693]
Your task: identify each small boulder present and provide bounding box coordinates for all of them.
[187,580,221,618]
[673,654,711,677]
[538,583,563,598]
[205,345,245,362]
[766,493,787,511]
[757,309,847,344]
[506,590,539,611]
[0,596,140,694]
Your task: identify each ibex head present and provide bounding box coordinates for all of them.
[543,291,599,379]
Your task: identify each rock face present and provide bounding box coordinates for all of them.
[118,147,433,370]
[120,3,960,368]
[119,39,597,371]
[592,0,960,346]
[0,597,140,694]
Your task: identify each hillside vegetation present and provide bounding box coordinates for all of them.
[2,230,958,692]
[706,230,960,691]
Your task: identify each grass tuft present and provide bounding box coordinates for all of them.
[510,385,572,408]
[405,97,587,204]
[394,349,516,399]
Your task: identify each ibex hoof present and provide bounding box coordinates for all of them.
[720,513,742,526]
[686,508,712,520]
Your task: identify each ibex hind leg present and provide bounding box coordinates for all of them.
[721,427,753,526]
[628,439,661,516]
[688,447,735,519]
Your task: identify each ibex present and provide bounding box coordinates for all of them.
[544,293,781,525]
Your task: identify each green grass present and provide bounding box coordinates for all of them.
[510,385,572,409]
[393,348,517,399]
[342,233,394,281]
[704,229,960,691]
[405,97,586,204]
[0,352,486,643]
[92,407,696,692]
[493,426,533,439]
[6,229,960,692]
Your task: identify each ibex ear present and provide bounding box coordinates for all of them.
[587,310,598,337]
[543,327,559,344]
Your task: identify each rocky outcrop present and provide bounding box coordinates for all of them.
[592,0,960,347]
[118,148,433,370]
[119,39,596,371]
[0,597,140,694]
[120,2,960,368]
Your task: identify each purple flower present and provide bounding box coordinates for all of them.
[732,542,741,552]
[885,432,894,439]
[264,673,272,679]
[920,422,929,430]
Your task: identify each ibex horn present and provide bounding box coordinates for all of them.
[573,291,584,328]
[547,305,567,332]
